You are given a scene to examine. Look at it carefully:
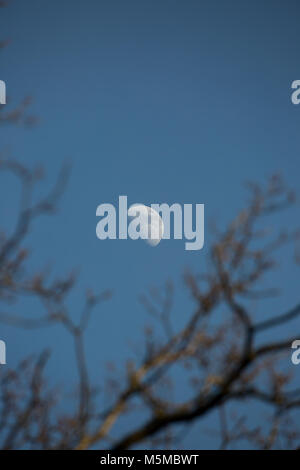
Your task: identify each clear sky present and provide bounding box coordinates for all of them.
[0,0,300,448]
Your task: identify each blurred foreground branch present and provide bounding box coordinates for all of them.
[0,161,299,449]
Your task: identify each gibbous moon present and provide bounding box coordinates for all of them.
[128,204,164,246]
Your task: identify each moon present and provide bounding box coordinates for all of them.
[128,204,164,246]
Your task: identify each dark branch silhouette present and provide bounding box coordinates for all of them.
[0,156,299,449]
[1,0,300,450]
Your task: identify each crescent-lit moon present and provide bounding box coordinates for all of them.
[128,204,164,246]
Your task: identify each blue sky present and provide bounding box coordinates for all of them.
[0,0,300,448]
